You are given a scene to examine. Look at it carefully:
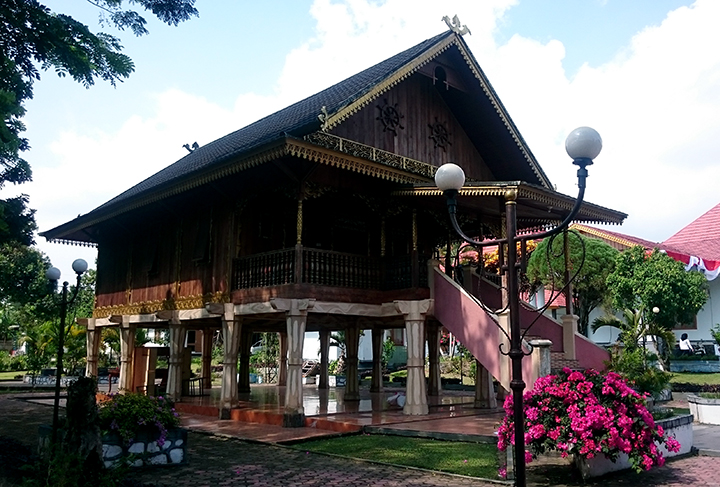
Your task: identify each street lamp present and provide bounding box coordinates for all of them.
[46,258,88,446]
[436,127,601,487]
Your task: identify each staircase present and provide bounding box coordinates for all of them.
[430,262,609,391]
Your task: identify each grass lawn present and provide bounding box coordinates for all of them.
[670,372,720,385]
[292,434,499,479]
[0,371,25,381]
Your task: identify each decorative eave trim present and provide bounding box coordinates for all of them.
[299,133,435,182]
[392,184,627,225]
[452,39,553,189]
[45,238,98,248]
[324,35,456,131]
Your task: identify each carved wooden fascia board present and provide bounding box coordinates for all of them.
[235,302,282,316]
[289,136,431,184]
[391,183,626,225]
[93,291,229,319]
[271,298,316,318]
[321,36,456,132]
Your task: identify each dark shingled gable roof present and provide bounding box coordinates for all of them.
[44,28,575,244]
[92,30,453,213]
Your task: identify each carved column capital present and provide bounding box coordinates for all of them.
[394,299,432,321]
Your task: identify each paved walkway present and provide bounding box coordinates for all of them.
[3,390,720,486]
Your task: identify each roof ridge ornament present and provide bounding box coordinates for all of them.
[442,15,471,36]
[318,105,330,132]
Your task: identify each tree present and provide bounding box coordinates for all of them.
[526,232,619,336]
[0,242,52,305]
[607,246,708,330]
[0,0,198,242]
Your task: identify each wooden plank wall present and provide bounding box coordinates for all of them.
[331,74,494,181]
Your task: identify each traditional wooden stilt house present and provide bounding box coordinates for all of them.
[41,24,626,426]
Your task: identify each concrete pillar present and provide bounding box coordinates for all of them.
[530,339,553,382]
[85,318,100,379]
[318,328,330,389]
[219,304,241,419]
[395,299,432,415]
[345,324,361,401]
[200,328,213,389]
[278,331,288,386]
[166,313,186,402]
[474,359,497,409]
[238,329,252,393]
[271,298,314,427]
[370,328,383,393]
[427,323,441,396]
[118,316,136,394]
[561,314,578,360]
[497,310,511,396]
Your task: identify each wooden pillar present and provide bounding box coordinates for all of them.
[318,328,330,389]
[219,304,241,419]
[411,209,419,287]
[474,359,497,409]
[200,328,213,389]
[166,313,186,402]
[395,300,431,415]
[278,331,288,386]
[271,298,314,427]
[295,198,304,284]
[427,322,441,396]
[118,316,136,394]
[370,328,383,393]
[238,329,252,393]
[85,318,100,379]
[345,324,361,401]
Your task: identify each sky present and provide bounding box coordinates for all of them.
[3,0,719,280]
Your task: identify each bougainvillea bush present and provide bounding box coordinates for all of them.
[497,368,680,476]
[98,393,180,446]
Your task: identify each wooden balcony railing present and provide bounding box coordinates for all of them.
[232,246,428,291]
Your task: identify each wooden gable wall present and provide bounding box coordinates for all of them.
[330,72,495,182]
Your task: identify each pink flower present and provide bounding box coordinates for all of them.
[525,450,533,463]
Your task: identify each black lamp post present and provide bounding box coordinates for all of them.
[435,127,602,487]
[46,258,88,446]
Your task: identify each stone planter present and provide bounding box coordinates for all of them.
[688,393,720,424]
[328,375,346,387]
[670,360,720,373]
[102,427,188,468]
[573,414,693,479]
[38,425,187,468]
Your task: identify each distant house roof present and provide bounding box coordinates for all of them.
[662,202,720,261]
[570,223,659,251]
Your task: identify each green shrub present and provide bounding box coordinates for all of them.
[0,351,11,371]
[607,347,671,398]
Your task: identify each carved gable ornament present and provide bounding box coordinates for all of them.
[376,98,405,136]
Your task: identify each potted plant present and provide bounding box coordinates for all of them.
[98,393,186,467]
[496,368,681,479]
[328,357,346,387]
